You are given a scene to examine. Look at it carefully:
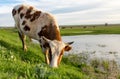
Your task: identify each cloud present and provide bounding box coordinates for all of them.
[0,13,14,26]
[0,0,120,26]
[55,1,120,25]
[51,4,99,14]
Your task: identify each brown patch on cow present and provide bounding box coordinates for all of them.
[26,7,33,14]
[38,25,48,38]
[25,14,32,19]
[12,9,16,16]
[24,25,30,31]
[57,49,64,65]
[18,6,23,13]
[48,23,61,41]
[22,20,26,25]
[38,23,61,41]
[20,13,24,19]
[30,11,41,22]
[29,6,33,11]
[25,6,33,19]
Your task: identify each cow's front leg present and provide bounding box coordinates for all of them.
[44,48,50,65]
[18,32,27,51]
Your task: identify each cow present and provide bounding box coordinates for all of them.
[12,4,73,67]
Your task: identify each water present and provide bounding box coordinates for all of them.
[32,35,120,65]
[62,35,120,65]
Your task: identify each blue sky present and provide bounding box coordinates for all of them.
[0,0,120,26]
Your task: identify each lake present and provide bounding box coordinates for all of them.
[32,34,120,66]
[62,35,120,65]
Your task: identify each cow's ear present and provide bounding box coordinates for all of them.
[64,41,74,51]
[64,45,72,51]
[66,41,74,45]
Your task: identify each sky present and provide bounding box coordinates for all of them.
[0,0,120,27]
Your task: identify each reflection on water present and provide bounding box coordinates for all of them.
[62,35,120,65]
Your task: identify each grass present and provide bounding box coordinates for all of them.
[0,27,120,79]
[60,24,120,35]
[0,28,90,79]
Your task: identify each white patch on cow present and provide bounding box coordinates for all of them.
[50,54,58,67]
[49,40,66,67]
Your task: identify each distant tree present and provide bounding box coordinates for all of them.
[83,26,87,29]
[70,27,72,29]
[93,26,96,28]
[62,27,65,29]
[105,23,108,26]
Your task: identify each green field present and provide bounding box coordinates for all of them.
[0,26,120,79]
[60,24,120,35]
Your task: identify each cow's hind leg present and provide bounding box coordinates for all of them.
[18,32,27,51]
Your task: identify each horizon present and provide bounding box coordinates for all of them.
[1,23,120,28]
[0,0,120,27]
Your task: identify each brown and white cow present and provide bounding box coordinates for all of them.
[12,4,73,67]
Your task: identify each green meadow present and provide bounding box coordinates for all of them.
[0,25,120,79]
[60,24,120,35]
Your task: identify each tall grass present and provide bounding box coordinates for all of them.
[0,28,120,79]
[0,28,90,79]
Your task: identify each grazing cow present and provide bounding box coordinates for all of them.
[12,4,73,67]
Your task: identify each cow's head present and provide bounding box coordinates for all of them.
[42,36,73,67]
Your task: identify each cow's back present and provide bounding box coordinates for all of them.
[12,4,61,41]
